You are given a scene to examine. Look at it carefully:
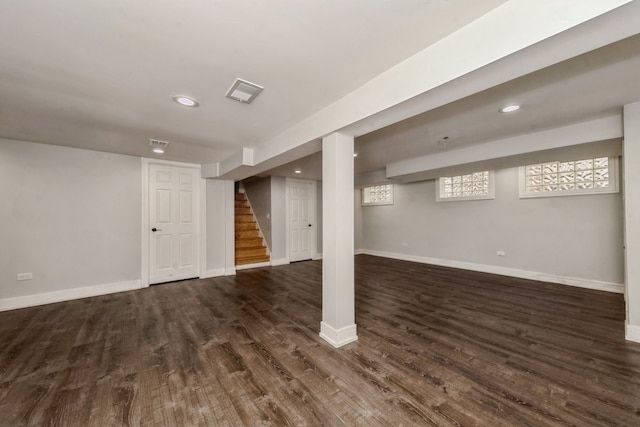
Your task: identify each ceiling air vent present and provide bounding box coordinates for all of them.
[149,139,169,154]
[226,78,263,104]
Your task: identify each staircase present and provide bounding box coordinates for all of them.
[235,193,270,266]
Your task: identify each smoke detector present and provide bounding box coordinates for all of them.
[226,78,263,104]
[149,139,169,154]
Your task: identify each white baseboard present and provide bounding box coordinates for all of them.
[319,322,358,348]
[627,324,640,343]
[0,279,142,312]
[201,268,225,279]
[224,267,236,276]
[359,249,624,294]
[235,262,270,271]
[354,249,365,255]
[312,253,323,260]
[271,258,289,266]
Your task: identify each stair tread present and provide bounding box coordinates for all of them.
[235,255,270,265]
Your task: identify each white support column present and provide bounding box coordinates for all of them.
[623,102,640,343]
[320,132,358,347]
[224,180,237,276]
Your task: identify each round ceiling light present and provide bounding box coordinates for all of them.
[500,104,521,113]
[173,95,199,107]
[294,169,302,174]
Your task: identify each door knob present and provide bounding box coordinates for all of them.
[308,224,312,227]
[152,227,162,232]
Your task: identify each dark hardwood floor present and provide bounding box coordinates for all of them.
[1,255,639,426]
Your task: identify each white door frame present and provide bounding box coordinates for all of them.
[141,158,206,287]
[285,178,317,262]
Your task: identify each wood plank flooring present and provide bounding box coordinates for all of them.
[1,254,639,426]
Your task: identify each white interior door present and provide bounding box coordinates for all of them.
[149,164,199,284]
[288,179,315,262]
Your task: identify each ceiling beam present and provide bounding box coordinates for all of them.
[386,115,623,181]
[204,0,637,181]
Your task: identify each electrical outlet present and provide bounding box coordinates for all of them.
[497,251,506,257]
[401,242,408,247]
[17,272,33,281]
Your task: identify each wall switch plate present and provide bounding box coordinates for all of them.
[17,272,33,281]
[497,251,506,257]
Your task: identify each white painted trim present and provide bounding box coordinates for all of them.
[271,258,290,266]
[312,253,323,260]
[201,268,225,279]
[518,156,620,198]
[224,267,236,276]
[354,249,366,255]
[199,178,208,279]
[286,178,318,262]
[626,324,640,343]
[0,280,142,312]
[358,249,624,294]
[141,158,150,287]
[236,262,271,271]
[141,158,202,287]
[436,171,495,202]
[320,322,358,348]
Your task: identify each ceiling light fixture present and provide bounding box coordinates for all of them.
[294,169,302,174]
[353,153,358,157]
[149,139,169,154]
[173,95,199,107]
[226,78,264,104]
[500,104,521,113]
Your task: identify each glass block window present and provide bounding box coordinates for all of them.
[362,184,393,206]
[436,171,495,202]
[519,157,619,198]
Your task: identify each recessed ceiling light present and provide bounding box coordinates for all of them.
[500,104,521,113]
[173,95,199,107]
[294,169,302,174]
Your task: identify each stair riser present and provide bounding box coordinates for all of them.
[235,230,260,238]
[236,215,255,223]
[235,255,271,265]
[236,223,257,230]
[236,248,268,257]
[235,207,252,215]
[236,239,264,248]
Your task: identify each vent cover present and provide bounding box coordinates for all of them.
[226,78,263,104]
[149,139,169,153]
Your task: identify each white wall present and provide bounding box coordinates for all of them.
[316,180,323,256]
[354,188,363,251]
[0,139,141,300]
[360,166,624,287]
[270,176,287,262]
[0,139,236,310]
[623,102,640,341]
[205,179,235,276]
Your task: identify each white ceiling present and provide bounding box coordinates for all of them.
[0,0,507,163]
[1,1,639,183]
[261,32,640,180]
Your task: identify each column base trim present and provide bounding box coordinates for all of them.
[320,322,358,348]
[626,324,640,343]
